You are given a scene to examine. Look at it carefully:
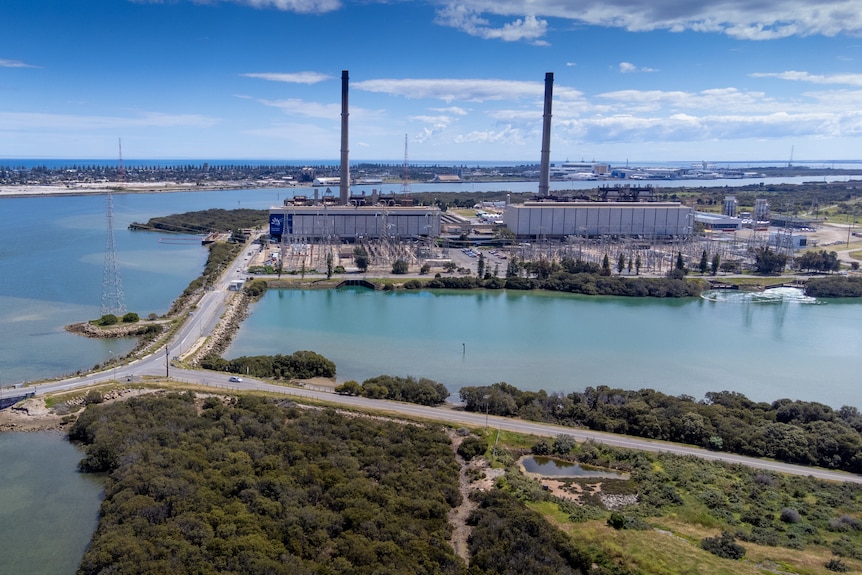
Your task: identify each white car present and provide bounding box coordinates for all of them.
[228,376,243,383]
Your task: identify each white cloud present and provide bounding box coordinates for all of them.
[259,98,340,118]
[225,0,340,13]
[619,62,658,73]
[750,70,862,86]
[409,114,453,127]
[431,0,862,40]
[597,87,774,113]
[0,111,217,131]
[453,126,527,145]
[434,5,548,43]
[430,106,469,115]
[242,71,332,84]
[0,58,37,68]
[354,77,582,103]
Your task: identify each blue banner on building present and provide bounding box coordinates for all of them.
[269,213,284,236]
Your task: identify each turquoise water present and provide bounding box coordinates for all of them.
[227,287,862,408]
[0,433,103,575]
[0,190,285,384]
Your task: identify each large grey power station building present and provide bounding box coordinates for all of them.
[503,202,695,238]
[269,203,441,242]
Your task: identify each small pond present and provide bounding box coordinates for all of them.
[520,456,627,479]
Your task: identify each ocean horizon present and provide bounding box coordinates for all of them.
[3,158,862,170]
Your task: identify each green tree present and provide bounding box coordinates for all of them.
[477,252,486,279]
[711,253,721,276]
[601,253,611,276]
[353,246,369,272]
[753,246,787,274]
[699,249,709,275]
[617,253,626,274]
[506,256,520,278]
[635,254,642,275]
[676,251,686,272]
[326,252,333,279]
[121,312,139,323]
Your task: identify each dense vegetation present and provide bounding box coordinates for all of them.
[494,438,862,574]
[335,375,450,406]
[460,383,862,473]
[200,350,336,380]
[410,269,705,298]
[70,393,464,575]
[796,250,841,273]
[467,490,592,574]
[130,208,268,234]
[805,276,862,297]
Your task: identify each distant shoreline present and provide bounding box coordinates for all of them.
[0,181,304,199]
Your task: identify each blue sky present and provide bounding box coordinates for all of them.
[2,0,862,163]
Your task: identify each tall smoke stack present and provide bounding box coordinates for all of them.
[340,70,350,205]
[538,72,553,197]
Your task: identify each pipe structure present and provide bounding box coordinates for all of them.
[340,70,350,205]
[538,72,553,197]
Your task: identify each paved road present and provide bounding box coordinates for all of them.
[28,242,862,485]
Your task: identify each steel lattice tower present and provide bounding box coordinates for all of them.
[100,184,126,315]
[401,134,410,194]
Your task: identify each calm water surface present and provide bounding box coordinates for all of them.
[0,189,283,384]
[521,456,626,478]
[227,287,862,408]
[0,433,102,575]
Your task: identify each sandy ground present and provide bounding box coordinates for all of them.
[0,388,162,432]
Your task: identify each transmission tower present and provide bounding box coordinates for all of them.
[101,146,126,316]
[401,133,410,194]
[117,137,125,183]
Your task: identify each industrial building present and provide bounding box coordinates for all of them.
[269,203,440,242]
[695,212,742,231]
[503,202,695,238]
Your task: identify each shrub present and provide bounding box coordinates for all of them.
[392,259,409,274]
[826,558,849,572]
[83,390,104,405]
[780,508,802,524]
[701,531,746,560]
[457,436,487,461]
[607,512,626,529]
[551,434,577,455]
[531,440,551,455]
[97,314,118,326]
[121,312,139,323]
[334,380,361,395]
[607,513,650,530]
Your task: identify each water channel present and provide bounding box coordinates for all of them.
[227,287,862,409]
[0,433,102,575]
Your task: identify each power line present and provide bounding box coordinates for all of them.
[100,192,126,316]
